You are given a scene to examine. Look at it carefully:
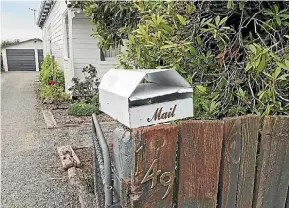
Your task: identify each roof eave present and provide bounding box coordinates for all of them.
[36,0,53,28]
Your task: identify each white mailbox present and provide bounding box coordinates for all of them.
[98,69,193,128]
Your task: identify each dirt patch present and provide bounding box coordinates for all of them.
[52,108,114,126]
[74,147,93,174]
[74,147,94,194]
[42,102,70,110]
[53,109,91,126]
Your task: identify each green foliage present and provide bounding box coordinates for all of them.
[69,64,99,103]
[40,55,65,89]
[40,85,70,103]
[78,1,289,119]
[68,102,99,116]
[40,55,52,85]
[72,0,138,51]
[1,39,20,49]
[91,93,99,106]
[39,55,67,103]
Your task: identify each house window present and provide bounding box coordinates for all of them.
[100,43,121,61]
[65,15,70,58]
[105,43,121,58]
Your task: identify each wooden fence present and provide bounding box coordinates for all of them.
[112,115,289,208]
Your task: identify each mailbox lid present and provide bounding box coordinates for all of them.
[99,69,192,99]
[129,83,192,101]
[99,69,193,128]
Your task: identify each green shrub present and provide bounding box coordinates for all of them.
[39,55,67,104]
[68,102,99,116]
[69,64,99,103]
[40,55,65,89]
[91,93,99,106]
[40,55,52,85]
[54,69,65,89]
[76,1,289,118]
[40,85,70,103]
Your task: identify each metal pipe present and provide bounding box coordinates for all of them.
[92,113,113,207]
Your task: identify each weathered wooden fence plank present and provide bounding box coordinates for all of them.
[236,115,260,208]
[218,115,260,208]
[218,117,242,208]
[131,124,178,208]
[253,116,289,208]
[178,120,223,208]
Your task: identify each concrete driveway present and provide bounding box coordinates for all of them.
[1,72,80,207]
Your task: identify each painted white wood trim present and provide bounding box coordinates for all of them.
[62,9,69,60]
[2,49,8,72]
[35,49,39,71]
[68,9,75,78]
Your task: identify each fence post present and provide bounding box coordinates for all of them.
[130,124,178,208]
[111,127,133,207]
[253,116,289,208]
[178,120,224,207]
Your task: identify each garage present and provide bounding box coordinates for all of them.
[6,49,36,71]
[2,38,43,72]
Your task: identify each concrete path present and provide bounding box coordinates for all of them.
[1,72,80,208]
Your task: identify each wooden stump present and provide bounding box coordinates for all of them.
[131,124,178,208]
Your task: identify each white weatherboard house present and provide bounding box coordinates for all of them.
[36,0,120,92]
[1,38,43,72]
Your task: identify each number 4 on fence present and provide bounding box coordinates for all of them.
[141,159,161,189]
[140,158,175,199]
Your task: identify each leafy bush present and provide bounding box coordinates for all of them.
[40,55,65,89]
[68,102,99,116]
[40,55,52,85]
[39,55,68,104]
[69,64,99,103]
[75,1,289,118]
[91,93,99,106]
[40,85,70,104]
[1,39,20,48]
[72,1,138,52]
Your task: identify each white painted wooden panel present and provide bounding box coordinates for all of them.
[72,12,100,80]
[72,43,99,49]
[74,58,98,63]
[1,49,8,72]
[73,48,99,53]
[42,0,67,69]
[71,39,97,44]
[72,28,96,34]
[72,12,119,81]
[72,33,95,39]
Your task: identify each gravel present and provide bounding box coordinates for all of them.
[1,72,123,208]
[1,72,80,208]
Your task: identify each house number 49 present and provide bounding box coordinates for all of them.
[135,147,175,200]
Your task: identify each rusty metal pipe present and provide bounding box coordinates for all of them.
[92,113,113,207]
